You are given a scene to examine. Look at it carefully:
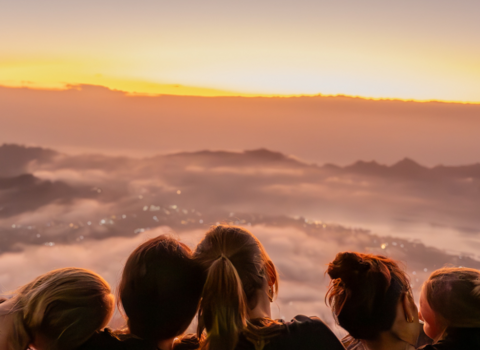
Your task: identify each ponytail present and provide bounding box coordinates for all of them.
[195,225,283,350]
[199,256,247,350]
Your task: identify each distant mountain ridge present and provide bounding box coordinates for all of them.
[2,143,480,180]
[343,157,480,179]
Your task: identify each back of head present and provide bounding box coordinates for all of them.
[194,225,279,350]
[424,267,480,329]
[326,252,410,340]
[9,267,114,350]
[118,235,204,343]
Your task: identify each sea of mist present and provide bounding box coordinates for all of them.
[1,144,480,334]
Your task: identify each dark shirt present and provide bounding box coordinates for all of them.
[80,315,344,350]
[341,323,432,350]
[78,329,155,350]
[419,328,480,350]
[79,329,200,350]
[235,315,345,350]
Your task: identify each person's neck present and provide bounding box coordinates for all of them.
[362,332,411,350]
[247,288,272,320]
[157,337,176,350]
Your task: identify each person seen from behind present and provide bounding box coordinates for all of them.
[80,235,205,350]
[194,224,345,350]
[326,252,420,350]
[418,267,480,349]
[0,267,114,350]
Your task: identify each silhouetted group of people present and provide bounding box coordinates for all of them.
[1,224,479,350]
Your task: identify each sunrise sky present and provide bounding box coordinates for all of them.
[2,0,479,102]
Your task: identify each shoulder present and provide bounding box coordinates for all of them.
[78,329,124,350]
[341,335,365,350]
[173,334,200,350]
[286,315,338,335]
[286,315,328,329]
[273,315,344,350]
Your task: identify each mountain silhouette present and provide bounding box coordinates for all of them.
[0,173,99,218]
[0,144,58,177]
[344,160,389,176]
[389,158,429,178]
[2,143,480,182]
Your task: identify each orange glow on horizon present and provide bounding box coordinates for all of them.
[1,56,479,104]
[2,1,480,104]
[0,59,247,97]
[1,82,479,106]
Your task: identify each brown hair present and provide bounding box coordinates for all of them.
[423,267,480,329]
[326,252,411,340]
[7,267,114,350]
[118,235,204,343]
[194,225,282,350]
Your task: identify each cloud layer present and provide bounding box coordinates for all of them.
[1,222,479,335]
[2,85,480,165]
[1,144,480,258]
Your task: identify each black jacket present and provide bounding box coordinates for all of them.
[235,315,345,350]
[80,315,345,350]
[418,328,480,350]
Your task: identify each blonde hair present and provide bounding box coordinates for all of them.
[6,267,114,350]
[424,267,480,330]
[194,225,283,350]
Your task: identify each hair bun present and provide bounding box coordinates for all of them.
[327,252,371,287]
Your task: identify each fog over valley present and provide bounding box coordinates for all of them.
[1,144,479,331]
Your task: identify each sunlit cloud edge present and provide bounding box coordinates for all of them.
[1,82,479,105]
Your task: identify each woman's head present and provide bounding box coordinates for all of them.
[9,267,114,350]
[326,252,417,341]
[118,235,204,343]
[420,267,480,340]
[194,224,279,350]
